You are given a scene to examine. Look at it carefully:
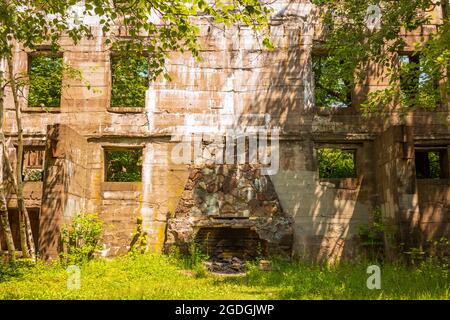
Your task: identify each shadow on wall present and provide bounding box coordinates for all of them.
[39,125,71,260]
[416,180,450,248]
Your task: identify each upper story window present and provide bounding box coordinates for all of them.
[104,148,143,182]
[28,52,63,108]
[312,54,352,109]
[110,53,149,108]
[399,53,440,108]
[317,148,357,179]
[22,147,45,182]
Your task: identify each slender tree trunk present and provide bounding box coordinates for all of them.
[0,146,15,262]
[6,54,35,260]
[0,68,16,262]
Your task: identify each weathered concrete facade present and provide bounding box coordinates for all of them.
[0,1,449,261]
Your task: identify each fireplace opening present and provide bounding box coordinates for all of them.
[194,227,268,273]
[195,227,267,260]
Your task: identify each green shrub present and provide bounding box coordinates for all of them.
[60,213,104,265]
[129,216,148,255]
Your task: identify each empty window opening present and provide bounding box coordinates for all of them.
[111,53,149,108]
[317,148,357,178]
[415,149,447,179]
[105,148,143,182]
[312,54,352,108]
[22,147,45,182]
[28,53,63,108]
[399,53,440,107]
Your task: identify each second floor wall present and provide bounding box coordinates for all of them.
[1,0,449,139]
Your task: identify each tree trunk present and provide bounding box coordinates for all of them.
[0,69,16,262]
[0,201,15,262]
[6,54,35,260]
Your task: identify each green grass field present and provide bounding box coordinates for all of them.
[0,254,448,300]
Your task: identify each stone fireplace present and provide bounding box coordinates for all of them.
[165,164,293,258]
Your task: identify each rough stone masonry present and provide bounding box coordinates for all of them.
[0,1,449,262]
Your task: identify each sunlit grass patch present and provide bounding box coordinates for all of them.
[0,254,448,300]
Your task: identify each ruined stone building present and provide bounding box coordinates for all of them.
[0,1,449,262]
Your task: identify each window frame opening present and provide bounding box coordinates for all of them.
[109,51,150,110]
[312,53,353,109]
[104,147,144,183]
[316,147,358,179]
[22,146,45,182]
[27,51,64,109]
[414,148,448,180]
[398,52,441,108]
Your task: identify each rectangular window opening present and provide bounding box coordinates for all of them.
[317,148,357,179]
[22,147,45,182]
[28,52,63,108]
[104,148,143,182]
[312,54,352,109]
[415,149,447,179]
[399,52,440,107]
[110,53,149,108]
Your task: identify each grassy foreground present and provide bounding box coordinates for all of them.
[0,254,448,300]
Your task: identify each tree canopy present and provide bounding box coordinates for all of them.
[312,0,449,115]
[0,0,272,79]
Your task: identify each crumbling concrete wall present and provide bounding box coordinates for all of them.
[1,1,449,260]
[374,125,450,254]
[271,139,377,261]
[416,180,450,245]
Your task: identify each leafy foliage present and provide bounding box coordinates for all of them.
[60,213,104,265]
[317,148,356,178]
[312,0,449,116]
[111,52,149,108]
[397,53,442,109]
[0,1,272,81]
[313,55,352,108]
[428,151,442,179]
[105,149,142,182]
[28,55,63,107]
